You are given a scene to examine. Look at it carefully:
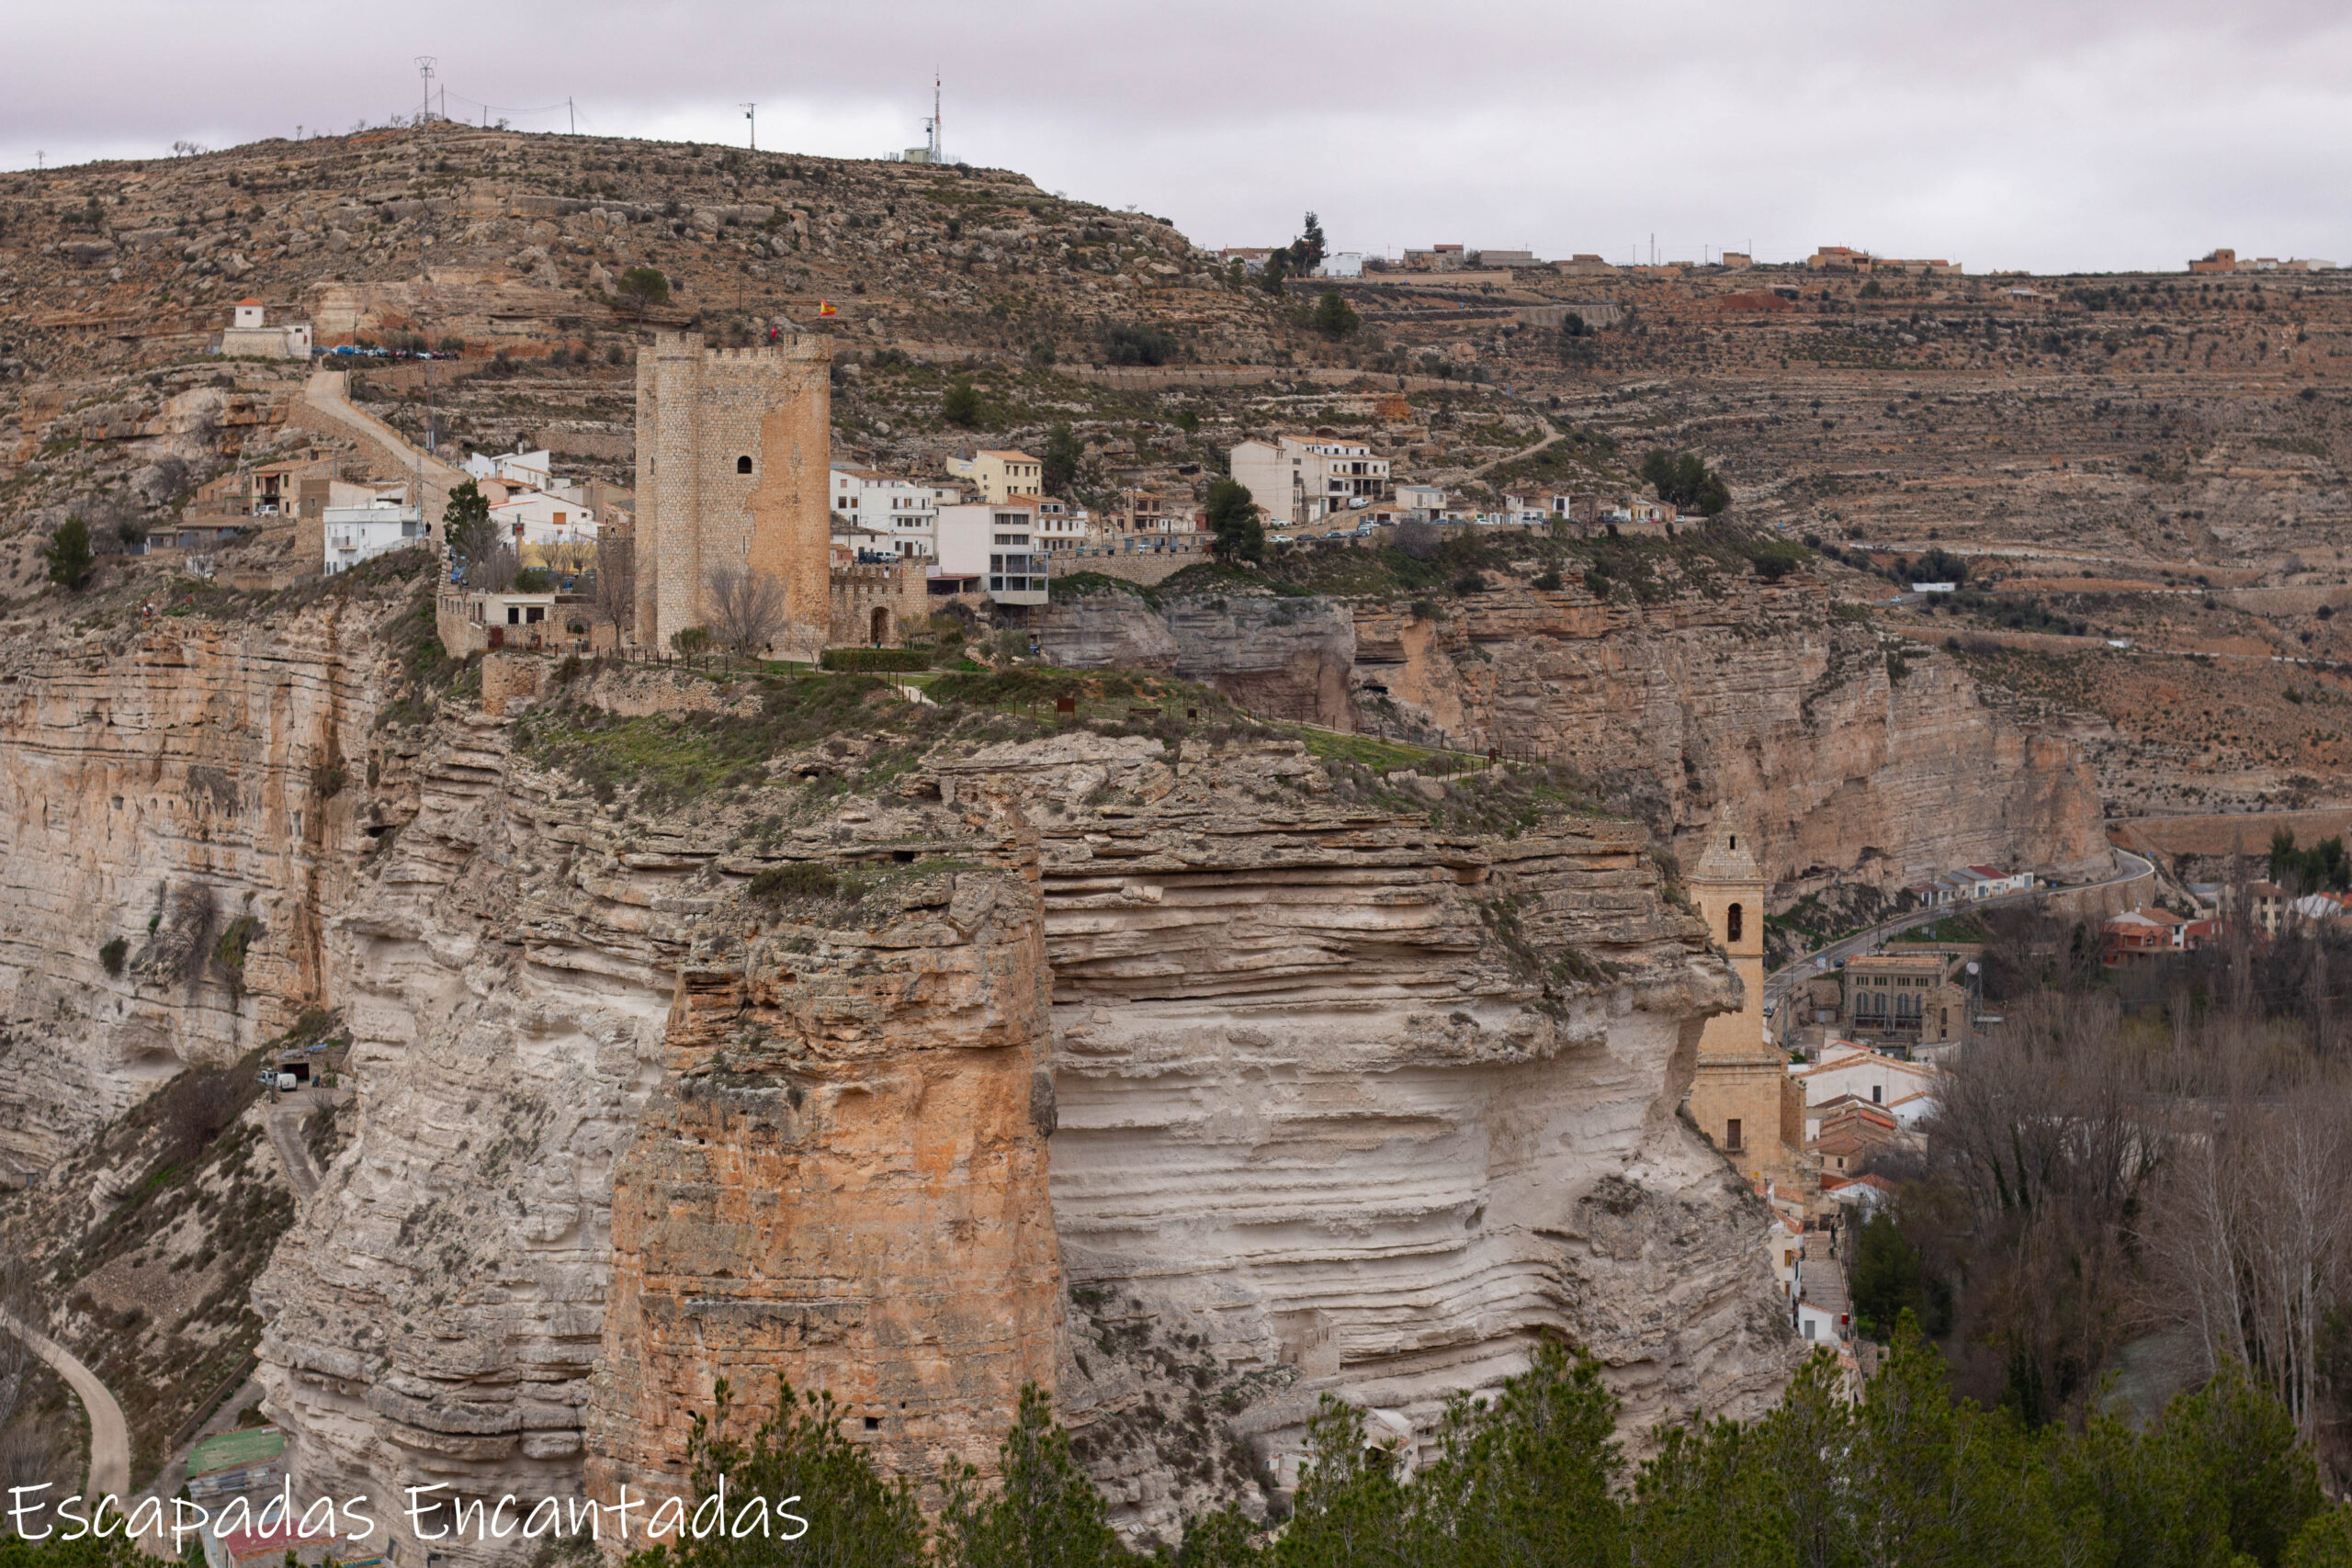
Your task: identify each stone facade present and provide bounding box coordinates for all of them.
[634,330,832,656]
[1682,819,1807,1185]
[829,560,931,648]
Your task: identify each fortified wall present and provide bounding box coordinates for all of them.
[633,331,831,656]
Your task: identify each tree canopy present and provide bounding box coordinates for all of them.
[942,376,984,428]
[40,515,92,590]
[1311,291,1360,339]
[1205,478,1263,563]
[1637,449,1731,516]
[600,1326,2351,1568]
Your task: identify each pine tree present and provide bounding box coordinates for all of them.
[940,1384,1127,1568]
[40,514,93,589]
[1204,479,1262,563]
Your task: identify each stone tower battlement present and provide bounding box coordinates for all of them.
[634,329,832,654]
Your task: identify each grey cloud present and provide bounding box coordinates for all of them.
[6,0,2349,272]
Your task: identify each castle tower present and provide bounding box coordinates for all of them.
[1682,817,1808,1184]
[634,328,832,656]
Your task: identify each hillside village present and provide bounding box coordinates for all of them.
[11,117,2352,1554]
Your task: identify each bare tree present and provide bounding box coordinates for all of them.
[2139,1051,2352,1441]
[591,534,637,644]
[705,564,787,657]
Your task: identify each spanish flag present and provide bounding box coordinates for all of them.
[817,300,838,317]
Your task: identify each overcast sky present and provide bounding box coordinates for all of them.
[9,0,2350,275]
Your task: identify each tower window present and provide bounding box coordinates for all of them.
[1724,1118,1744,1152]
[1727,903,1744,943]
[737,456,753,474]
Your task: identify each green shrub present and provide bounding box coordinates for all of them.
[747,863,843,903]
[99,937,128,977]
[819,647,929,672]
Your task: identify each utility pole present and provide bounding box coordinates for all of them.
[416,57,435,127]
[568,97,575,135]
[742,103,756,150]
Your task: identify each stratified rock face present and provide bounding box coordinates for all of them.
[586,847,1062,1495]
[0,614,370,1180]
[1351,581,2111,887]
[1042,578,2107,895]
[937,733,1804,1540]
[1035,592,1178,674]
[251,713,675,1556]
[1043,593,1357,728]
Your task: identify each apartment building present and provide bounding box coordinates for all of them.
[1228,434,1391,527]
[935,503,1049,606]
[1016,495,1091,555]
[830,466,960,558]
[947,449,1045,505]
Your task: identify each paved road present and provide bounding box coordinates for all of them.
[266,1100,325,1198]
[302,368,466,519]
[0,1309,130,1503]
[1762,850,2157,1010]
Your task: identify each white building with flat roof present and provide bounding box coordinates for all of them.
[220,299,312,360]
[1229,434,1391,527]
[935,503,1048,605]
[322,500,426,575]
[831,466,961,558]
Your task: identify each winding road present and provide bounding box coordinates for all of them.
[1762,850,2158,1010]
[0,1309,130,1504]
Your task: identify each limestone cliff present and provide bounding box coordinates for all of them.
[1042,592,1357,728]
[1043,578,2110,896]
[0,617,1801,1557]
[0,604,379,1181]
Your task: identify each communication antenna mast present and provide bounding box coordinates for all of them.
[415,57,436,126]
[742,103,756,151]
[933,69,943,163]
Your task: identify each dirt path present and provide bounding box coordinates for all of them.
[266,1101,323,1198]
[1437,415,1560,486]
[0,1309,130,1503]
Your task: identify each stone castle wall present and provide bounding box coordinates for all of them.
[634,331,831,655]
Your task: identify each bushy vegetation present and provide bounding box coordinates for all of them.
[610,1332,2350,1568]
[820,647,931,672]
[2270,828,2351,892]
[1637,449,1730,516]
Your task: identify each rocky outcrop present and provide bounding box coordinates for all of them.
[0,610,376,1180]
[0,602,1798,1558]
[251,710,675,1546]
[588,837,1062,1496]
[1353,580,2110,888]
[997,734,1799,1538]
[1043,592,1357,728]
[1046,576,2109,895]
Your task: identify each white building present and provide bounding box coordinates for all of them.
[831,466,961,558]
[1935,865,2032,903]
[1229,434,1392,527]
[220,299,312,360]
[1792,1042,1942,1134]
[1393,483,1447,518]
[466,448,555,490]
[1026,496,1090,555]
[322,499,426,575]
[491,488,597,547]
[935,503,1048,606]
[1316,253,1365,278]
